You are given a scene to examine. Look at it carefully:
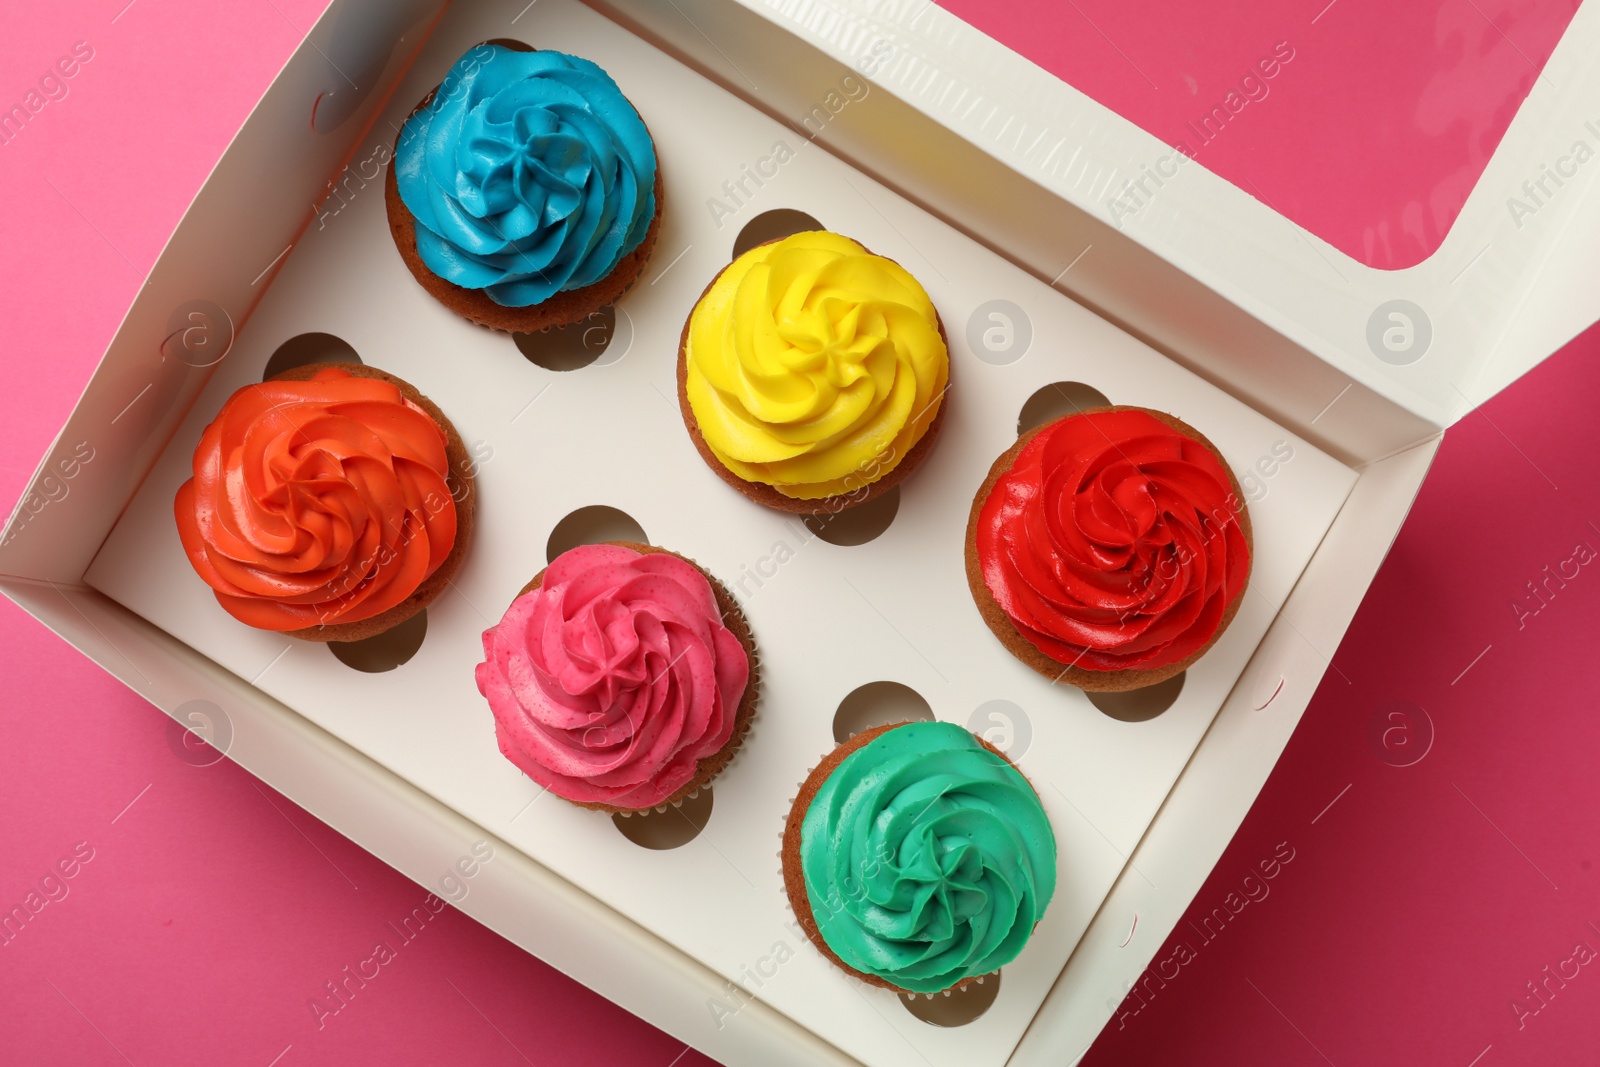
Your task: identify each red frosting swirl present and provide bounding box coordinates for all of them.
[174,367,458,631]
[975,408,1250,673]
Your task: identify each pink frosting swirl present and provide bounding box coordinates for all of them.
[475,544,750,809]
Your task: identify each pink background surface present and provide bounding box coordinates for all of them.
[935,0,1581,269]
[2,1,1598,1065]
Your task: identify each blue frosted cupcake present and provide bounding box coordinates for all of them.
[386,41,661,332]
[781,720,1057,994]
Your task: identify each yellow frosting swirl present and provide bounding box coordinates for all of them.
[684,231,949,500]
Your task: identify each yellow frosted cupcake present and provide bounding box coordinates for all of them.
[676,231,950,514]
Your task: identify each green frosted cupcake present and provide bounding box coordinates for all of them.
[781,720,1057,994]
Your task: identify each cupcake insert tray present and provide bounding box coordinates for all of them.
[81,1,1357,1065]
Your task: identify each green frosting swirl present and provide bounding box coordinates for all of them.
[800,721,1057,993]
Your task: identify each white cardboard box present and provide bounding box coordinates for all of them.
[5,0,1598,1064]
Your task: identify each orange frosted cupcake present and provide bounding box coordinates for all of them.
[174,363,473,641]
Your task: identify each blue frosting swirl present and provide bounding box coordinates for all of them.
[395,45,657,307]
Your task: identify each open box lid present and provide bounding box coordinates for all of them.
[619,0,1600,445]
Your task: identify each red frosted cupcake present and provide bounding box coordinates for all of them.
[174,363,474,641]
[965,406,1251,691]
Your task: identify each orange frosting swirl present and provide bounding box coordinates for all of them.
[174,367,458,631]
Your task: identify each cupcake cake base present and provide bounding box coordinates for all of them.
[965,405,1252,692]
[513,541,759,814]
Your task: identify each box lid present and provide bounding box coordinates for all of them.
[726,0,1600,429]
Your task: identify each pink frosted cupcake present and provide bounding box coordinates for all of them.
[475,542,758,813]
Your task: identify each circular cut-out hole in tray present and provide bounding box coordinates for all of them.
[733,209,823,259]
[1017,381,1111,435]
[263,332,363,380]
[513,305,631,371]
[612,787,713,849]
[901,971,1001,1026]
[832,681,935,743]
[327,610,428,673]
[1088,670,1186,722]
[801,486,899,546]
[546,506,649,563]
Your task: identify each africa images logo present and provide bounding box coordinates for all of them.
[1105,41,1296,229]
[1505,121,1600,230]
[0,41,94,148]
